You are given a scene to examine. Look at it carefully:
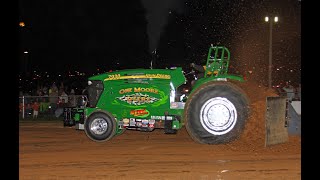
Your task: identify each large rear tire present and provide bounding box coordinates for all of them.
[184,81,249,144]
[84,111,117,142]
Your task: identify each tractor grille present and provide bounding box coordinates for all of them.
[87,80,104,107]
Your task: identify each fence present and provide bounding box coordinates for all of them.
[19,95,86,120]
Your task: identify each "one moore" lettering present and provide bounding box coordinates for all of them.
[119,87,159,94]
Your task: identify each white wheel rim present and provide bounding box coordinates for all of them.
[200,97,237,135]
[90,118,108,135]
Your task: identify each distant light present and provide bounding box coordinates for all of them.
[19,22,25,27]
[24,51,28,54]
[265,17,269,22]
[274,16,279,22]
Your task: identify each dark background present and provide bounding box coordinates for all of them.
[18,0,301,92]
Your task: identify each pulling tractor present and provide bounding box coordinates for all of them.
[64,45,250,144]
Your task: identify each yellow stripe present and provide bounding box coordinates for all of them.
[104,74,171,81]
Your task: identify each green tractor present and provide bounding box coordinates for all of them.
[64,45,249,144]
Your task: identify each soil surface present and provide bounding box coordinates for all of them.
[19,80,301,180]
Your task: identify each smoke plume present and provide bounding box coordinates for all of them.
[141,0,185,52]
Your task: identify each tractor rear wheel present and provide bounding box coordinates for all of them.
[184,81,249,144]
[84,111,117,142]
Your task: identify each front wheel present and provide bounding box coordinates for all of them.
[84,111,117,142]
[184,81,249,144]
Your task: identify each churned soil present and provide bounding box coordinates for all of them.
[228,80,300,153]
[19,80,301,180]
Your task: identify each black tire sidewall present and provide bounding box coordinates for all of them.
[185,82,249,144]
[84,111,116,142]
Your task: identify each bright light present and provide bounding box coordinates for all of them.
[19,22,25,27]
[265,16,279,22]
[24,51,28,54]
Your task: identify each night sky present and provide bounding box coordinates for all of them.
[19,0,301,86]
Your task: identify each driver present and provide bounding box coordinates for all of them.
[190,63,213,79]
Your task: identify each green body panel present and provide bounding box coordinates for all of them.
[191,74,245,93]
[74,113,80,121]
[71,108,84,122]
[172,120,180,129]
[86,67,186,132]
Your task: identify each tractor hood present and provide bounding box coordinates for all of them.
[88,67,186,88]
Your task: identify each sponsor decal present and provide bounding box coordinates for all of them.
[151,116,173,120]
[104,74,121,80]
[117,93,159,105]
[136,122,142,127]
[112,87,168,108]
[117,87,161,105]
[145,74,170,79]
[129,118,136,126]
[130,109,150,117]
[104,74,171,81]
[141,119,149,127]
[170,102,178,109]
[148,124,154,128]
[149,119,155,124]
[123,118,130,127]
[170,102,185,109]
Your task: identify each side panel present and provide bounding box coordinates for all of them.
[265,96,288,147]
[102,83,171,120]
[86,68,186,132]
[191,75,245,95]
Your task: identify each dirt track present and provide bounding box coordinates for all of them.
[19,121,300,180]
[19,80,301,179]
